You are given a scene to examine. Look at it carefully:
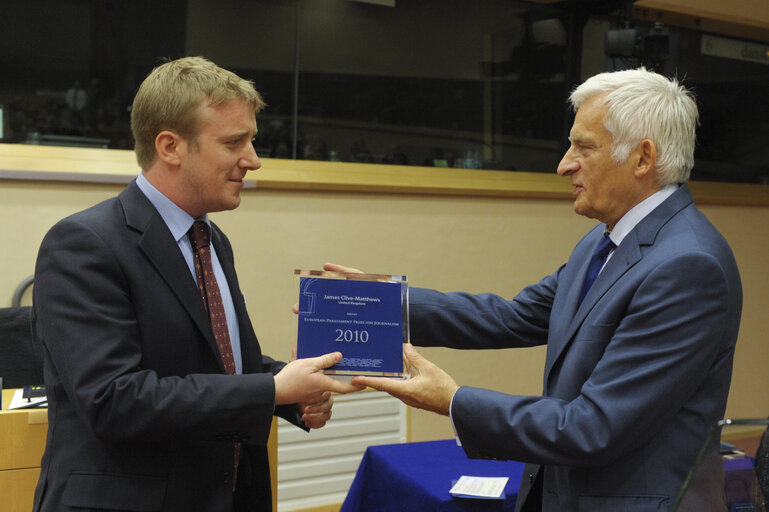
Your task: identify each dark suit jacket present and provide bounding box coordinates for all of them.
[409,184,742,512]
[33,181,300,512]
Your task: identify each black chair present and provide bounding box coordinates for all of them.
[12,274,34,307]
[0,306,44,389]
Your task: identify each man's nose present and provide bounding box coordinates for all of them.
[557,148,578,176]
[241,144,261,171]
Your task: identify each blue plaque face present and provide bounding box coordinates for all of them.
[296,272,407,377]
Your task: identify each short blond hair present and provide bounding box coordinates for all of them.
[131,56,265,170]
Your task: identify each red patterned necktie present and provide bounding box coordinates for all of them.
[189,221,237,374]
[188,220,240,489]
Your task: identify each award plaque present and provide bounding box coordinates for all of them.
[295,269,408,378]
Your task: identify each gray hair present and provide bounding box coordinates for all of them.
[569,68,698,185]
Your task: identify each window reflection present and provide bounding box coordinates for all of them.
[1,0,767,184]
[291,0,567,171]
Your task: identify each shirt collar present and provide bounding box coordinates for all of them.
[609,184,679,246]
[135,172,209,242]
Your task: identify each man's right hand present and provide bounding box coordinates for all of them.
[274,352,363,405]
[352,344,458,416]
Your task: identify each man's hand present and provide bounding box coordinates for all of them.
[351,344,459,416]
[274,352,363,405]
[322,262,364,275]
[298,392,334,429]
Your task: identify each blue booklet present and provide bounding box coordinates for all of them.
[295,270,408,377]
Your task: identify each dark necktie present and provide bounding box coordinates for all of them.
[188,220,240,489]
[578,233,616,305]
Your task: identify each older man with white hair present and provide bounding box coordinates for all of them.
[346,68,743,512]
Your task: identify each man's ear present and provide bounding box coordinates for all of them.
[634,139,657,179]
[155,130,183,166]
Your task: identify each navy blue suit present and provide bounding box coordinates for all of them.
[33,181,300,512]
[410,184,742,511]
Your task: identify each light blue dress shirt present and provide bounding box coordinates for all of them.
[135,173,243,374]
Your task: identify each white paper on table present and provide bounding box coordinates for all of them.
[449,475,508,499]
[7,389,47,409]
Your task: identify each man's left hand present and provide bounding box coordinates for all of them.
[298,392,334,429]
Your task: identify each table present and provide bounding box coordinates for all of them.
[0,389,48,512]
[341,440,525,512]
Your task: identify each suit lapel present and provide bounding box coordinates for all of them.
[566,232,642,337]
[209,223,263,373]
[119,182,225,372]
[544,184,695,387]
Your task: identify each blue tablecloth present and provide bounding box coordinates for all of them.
[341,440,525,512]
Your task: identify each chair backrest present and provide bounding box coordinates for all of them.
[12,275,34,307]
[0,306,44,388]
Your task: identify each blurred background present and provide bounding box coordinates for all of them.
[1,0,767,184]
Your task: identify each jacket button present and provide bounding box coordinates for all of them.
[529,472,536,483]
[223,471,231,483]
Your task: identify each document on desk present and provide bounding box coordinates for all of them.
[450,475,508,499]
[8,387,48,409]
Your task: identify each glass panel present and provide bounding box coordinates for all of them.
[1,0,767,185]
[186,0,298,159]
[673,418,769,512]
[295,0,566,171]
[601,19,769,185]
